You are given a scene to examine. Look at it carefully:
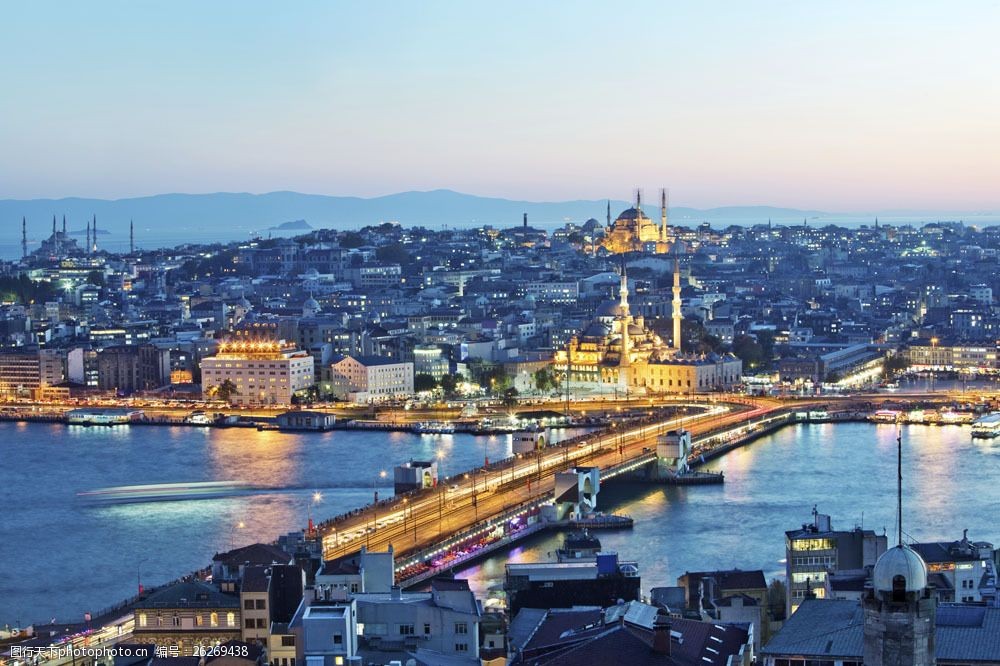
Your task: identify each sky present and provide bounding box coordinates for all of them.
[2,1,999,211]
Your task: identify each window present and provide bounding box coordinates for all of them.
[257,618,267,628]
[138,613,147,628]
[454,623,468,635]
[256,599,266,609]
[196,615,204,627]
[244,600,255,610]
[455,643,468,652]
[281,636,295,647]
[210,612,219,627]
[172,614,181,627]
[424,623,431,635]
[246,619,256,629]
[333,634,342,645]
[227,612,236,627]
[398,624,415,635]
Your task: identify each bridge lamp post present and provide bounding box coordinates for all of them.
[402,497,410,542]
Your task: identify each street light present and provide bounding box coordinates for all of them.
[308,491,323,537]
[368,470,388,549]
[229,521,245,550]
[137,557,149,596]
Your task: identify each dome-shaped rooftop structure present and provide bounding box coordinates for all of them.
[581,321,611,340]
[872,545,928,594]
[595,301,625,318]
[615,207,651,222]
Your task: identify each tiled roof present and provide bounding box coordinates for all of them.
[136,580,240,610]
[213,543,290,566]
[762,599,1000,661]
[760,599,863,657]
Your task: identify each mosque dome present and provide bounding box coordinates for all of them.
[615,207,650,222]
[595,301,626,318]
[581,322,611,340]
[302,297,321,315]
[872,545,928,594]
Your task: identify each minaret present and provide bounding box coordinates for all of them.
[52,215,59,254]
[660,188,669,242]
[618,263,630,318]
[21,217,27,259]
[86,220,91,253]
[618,265,631,391]
[606,200,611,228]
[672,251,683,352]
[91,214,97,252]
[62,215,66,235]
[523,212,527,229]
[130,219,135,254]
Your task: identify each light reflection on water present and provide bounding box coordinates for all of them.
[0,423,583,624]
[454,422,1000,604]
[3,422,998,623]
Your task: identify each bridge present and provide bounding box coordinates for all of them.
[316,399,785,566]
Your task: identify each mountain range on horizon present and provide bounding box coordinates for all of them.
[1,189,995,240]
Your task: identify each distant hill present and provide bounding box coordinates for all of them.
[1,191,994,258]
[0,190,833,240]
[268,219,312,231]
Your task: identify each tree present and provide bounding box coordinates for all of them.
[439,373,463,397]
[534,368,557,393]
[375,242,410,265]
[216,379,239,403]
[501,387,519,408]
[767,579,787,621]
[884,354,909,379]
[339,231,365,248]
[732,335,765,371]
[0,275,56,304]
[414,373,438,392]
[86,270,106,287]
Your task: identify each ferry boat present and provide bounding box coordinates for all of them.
[971,413,1000,439]
[66,408,143,425]
[185,410,213,425]
[415,422,455,435]
[77,480,254,505]
[556,530,602,562]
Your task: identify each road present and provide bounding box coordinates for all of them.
[318,400,777,561]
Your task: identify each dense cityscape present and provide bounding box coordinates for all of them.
[4,3,1000,665]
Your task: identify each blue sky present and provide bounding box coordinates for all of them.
[3,1,999,210]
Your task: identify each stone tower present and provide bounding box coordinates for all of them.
[863,430,936,665]
[862,545,936,665]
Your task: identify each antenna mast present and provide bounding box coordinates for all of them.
[897,427,903,547]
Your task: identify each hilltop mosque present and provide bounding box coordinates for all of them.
[600,189,673,255]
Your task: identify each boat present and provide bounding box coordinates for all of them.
[185,410,213,425]
[66,407,144,425]
[971,413,1000,439]
[415,422,455,435]
[77,480,255,505]
[556,530,603,562]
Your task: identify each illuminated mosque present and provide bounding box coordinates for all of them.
[556,224,742,395]
[600,188,672,255]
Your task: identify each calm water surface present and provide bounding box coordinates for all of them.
[455,422,1000,602]
[2,421,997,624]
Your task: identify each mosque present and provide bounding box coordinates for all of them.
[553,257,742,395]
[600,189,672,255]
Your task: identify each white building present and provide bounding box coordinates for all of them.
[326,355,413,403]
[201,340,314,407]
[351,580,481,662]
